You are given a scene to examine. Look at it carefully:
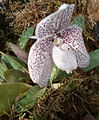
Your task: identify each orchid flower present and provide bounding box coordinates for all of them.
[28,4,90,87]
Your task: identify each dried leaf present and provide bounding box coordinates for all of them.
[82,114,96,120]
[8,42,28,64]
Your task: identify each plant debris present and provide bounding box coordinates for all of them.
[30,77,99,120]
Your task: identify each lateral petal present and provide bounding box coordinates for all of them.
[28,37,53,87]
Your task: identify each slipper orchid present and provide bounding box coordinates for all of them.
[28,4,90,87]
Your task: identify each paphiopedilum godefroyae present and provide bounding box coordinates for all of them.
[28,4,90,87]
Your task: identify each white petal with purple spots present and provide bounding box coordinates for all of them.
[28,37,53,87]
[35,4,75,39]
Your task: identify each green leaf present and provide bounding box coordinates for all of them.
[15,85,46,113]
[0,82,32,115]
[0,52,28,72]
[71,15,84,29]
[68,83,77,90]
[0,62,7,82]
[1,56,13,69]
[18,27,35,49]
[50,65,73,82]
[18,76,31,82]
[83,49,99,72]
[0,77,4,83]
[4,69,28,82]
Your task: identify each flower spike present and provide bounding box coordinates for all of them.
[28,37,53,87]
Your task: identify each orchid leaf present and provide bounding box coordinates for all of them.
[1,56,13,69]
[83,49,99,72]
[0,77,4,83]
[15,85,46,113]
[0,51,28,72]
[4,69,28,82]
[18,76,31,82]
[0,82,32,115]
[18,27,35,49]
[71,15,84,29]
[8,42,28,64]
[71,15,84,28]
[50,65,73,82]
[0,62,7,82]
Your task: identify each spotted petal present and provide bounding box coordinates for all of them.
[35,4,75,39]
[28,37,53,87]
[62,25,90,67]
